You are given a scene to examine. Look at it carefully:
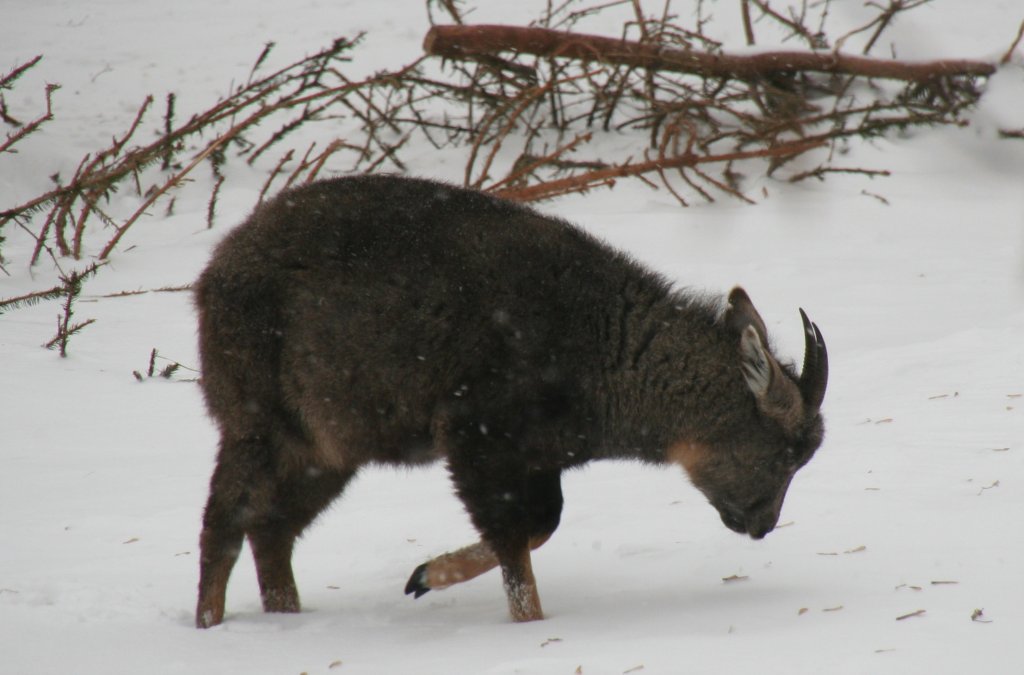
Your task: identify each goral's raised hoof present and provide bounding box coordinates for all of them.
[404,562,430,599]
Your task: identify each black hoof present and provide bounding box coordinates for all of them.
[404,562,431,599]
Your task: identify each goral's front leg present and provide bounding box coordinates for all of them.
[498,543,544,622]
[405,541,498,598]
[406,538,544,622]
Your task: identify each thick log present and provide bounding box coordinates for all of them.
[424,24,996,83]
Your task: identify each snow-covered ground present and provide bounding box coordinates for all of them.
[2,2,1023,674]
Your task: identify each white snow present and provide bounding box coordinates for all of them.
[2,2,1023,674]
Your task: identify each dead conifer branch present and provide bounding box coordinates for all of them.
[42,261,106,357]
[95,54,427,259]
[3,0,1015,276]
[1,55,45,127]
[1,55,44,93]
[99,132,227,259]
[424,25,996,83]
[162,93,178,170]
[467,69,600,189]
[0,83,59,155]
[259,149,295,205]
[416,0,998,207]
[789,166,892,183]
[287,142,321,188]
[485,132,594,193]
[493,137,826,202]
[0,283,65,315]
[206,175,225,229]
[133,347,192,381]
[303,139,350,183]
[4,37,380,262]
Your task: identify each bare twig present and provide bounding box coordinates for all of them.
[206,175,225,229]
[833,0,934,56]
[741,0,756,47]
[1001,18,1024,65]
[789,166,891,182]
[258,149,295,205]
[746,0,828,48]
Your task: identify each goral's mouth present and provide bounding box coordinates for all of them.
[718,507,776,540]
[719,508,747,536]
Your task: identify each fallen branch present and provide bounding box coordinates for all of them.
[492,137,826,202]
[486,132,594,193]
[1,55,44,125]
[0,283,64,314]
[0,83,58,155]
[97,60,422,259]
[2,37,381,262]
[424,24,997,83]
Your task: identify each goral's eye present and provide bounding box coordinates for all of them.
[786,443,816,469]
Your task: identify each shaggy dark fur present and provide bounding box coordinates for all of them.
[193,174,827,627]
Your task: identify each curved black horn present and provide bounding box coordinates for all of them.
[798,308,828,411]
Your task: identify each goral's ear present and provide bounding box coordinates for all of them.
[738,324,772,397]
[728,287,803,433]
[724,287,768,346]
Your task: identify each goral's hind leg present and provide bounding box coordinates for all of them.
[196,439,256,629]
[195,434,353,629]
[248,468,355,614]
[405,468,563,622]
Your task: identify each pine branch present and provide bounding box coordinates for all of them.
[0,83,59,154]
[493,137,826,202]
[0,284,64,314]
[424,24,996,83]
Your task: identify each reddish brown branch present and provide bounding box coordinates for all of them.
[0,83,58,154]
[485,132,594,193]
[492,137,826,203]
[1001,18,1024,65]
[424,24,996,83]
[740,0,756,47]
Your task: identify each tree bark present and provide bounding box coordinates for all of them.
[424,24,996,83]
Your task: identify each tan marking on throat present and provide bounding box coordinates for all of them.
[666,440,710,478]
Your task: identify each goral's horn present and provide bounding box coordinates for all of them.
[798,308,828,411]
